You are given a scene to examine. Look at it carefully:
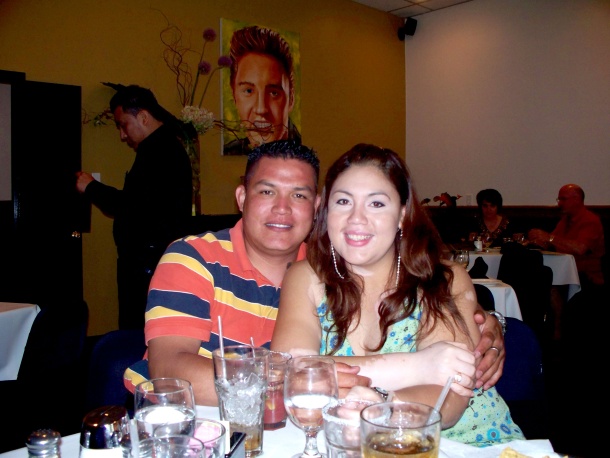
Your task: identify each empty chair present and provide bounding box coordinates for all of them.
[85,329,146,415]
[468,257,489,279]
[473,283,495,311]
[495,317,548,439]
[497,243,553,343]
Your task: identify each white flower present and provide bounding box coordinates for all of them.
[181,106,215,135]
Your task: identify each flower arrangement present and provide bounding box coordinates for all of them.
[421,192,462,207]
[160,19,232,137]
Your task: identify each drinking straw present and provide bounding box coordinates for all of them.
[218,315,225,357]
[130,418,140,458]
[429,375,454,424]
[218,316,226,378]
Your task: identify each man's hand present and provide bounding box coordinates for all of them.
[335,361,371,399]
[527,228,551,247]
[473,309,505,390]
[76,171,95,193]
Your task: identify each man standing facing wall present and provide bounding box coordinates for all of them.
[77,85,192,330]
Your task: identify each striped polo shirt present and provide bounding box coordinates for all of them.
[124,218,307,391]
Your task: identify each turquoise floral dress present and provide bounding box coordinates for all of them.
[317,299,524,447]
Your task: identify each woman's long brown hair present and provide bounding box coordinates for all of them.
[307,144,469,354]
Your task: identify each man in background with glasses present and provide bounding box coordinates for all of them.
[529,183,605,340]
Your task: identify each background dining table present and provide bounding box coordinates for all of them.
[467,250,581,299]
[0,302,39,381]
[470,279,522,320]
[0,404,565,457]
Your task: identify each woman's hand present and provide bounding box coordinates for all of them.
[415,341,476,397]
[473,310,505,389]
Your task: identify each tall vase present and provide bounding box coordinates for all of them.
[183,136,201,216]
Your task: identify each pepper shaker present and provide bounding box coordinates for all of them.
[79,405,130,457]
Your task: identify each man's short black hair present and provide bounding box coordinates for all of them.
[244,140,320,190]
[109,84,170,122]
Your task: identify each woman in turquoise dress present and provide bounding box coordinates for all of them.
[271,144,523,447]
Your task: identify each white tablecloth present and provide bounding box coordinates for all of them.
[467,251,581,299]
[0,405,561,457]
[471,279,522,320]
[0,302,39,381]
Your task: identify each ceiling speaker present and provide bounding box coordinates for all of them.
[398,17,418,41]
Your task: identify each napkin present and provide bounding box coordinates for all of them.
[440,438,561,458]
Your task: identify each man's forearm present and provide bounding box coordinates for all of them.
[149,352,218,406]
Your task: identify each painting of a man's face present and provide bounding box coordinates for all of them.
[221,20,301,156]
[232,53,293,147]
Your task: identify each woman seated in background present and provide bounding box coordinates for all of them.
[469,188,513,247]
[271,144,523,446]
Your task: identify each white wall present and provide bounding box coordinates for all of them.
[405,0,610,205]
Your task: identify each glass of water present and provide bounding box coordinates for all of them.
[135,435,205,457]
[134,378,197,440]
[322,398,376,457]
[452,249,470,269]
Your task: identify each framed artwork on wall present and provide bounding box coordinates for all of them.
[220,18,301,156]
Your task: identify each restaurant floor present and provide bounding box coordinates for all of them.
[0,336,588,456]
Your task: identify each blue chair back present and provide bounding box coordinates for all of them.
[85,329,146,416]
[495,317,548,439]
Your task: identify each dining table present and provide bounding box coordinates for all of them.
[0,405,564,457]
[467,249,581,300]
[0,302,40,381]
[471,279,522,320]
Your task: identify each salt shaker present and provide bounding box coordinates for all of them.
[26,429,61,457]
[79,405,130,457]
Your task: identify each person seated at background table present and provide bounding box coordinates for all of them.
[124,140,507,406]
[271,144,523,446]
[468,188,514,248]
[528,183,605,341]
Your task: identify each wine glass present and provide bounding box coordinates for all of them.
[481,233,493,252]
[453,249,470,269]
[134,378,197,440]
[284,355,339,458]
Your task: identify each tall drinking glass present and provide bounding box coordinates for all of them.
[212,345,269,457]
[264,350,292,431]
[134,378,197,440]
[284,355,339,458]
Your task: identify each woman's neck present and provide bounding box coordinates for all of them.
[484,214,502,232]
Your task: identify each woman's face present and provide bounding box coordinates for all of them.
[481,200,498,219]
[326,164,406,277]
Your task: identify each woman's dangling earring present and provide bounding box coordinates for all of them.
[395,229,403,289]
[331,244,345,279]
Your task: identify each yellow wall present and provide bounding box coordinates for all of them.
[0,0,405,335]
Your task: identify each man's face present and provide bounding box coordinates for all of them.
[556,187,582,216]
[236,157,317,261]
[232,53,293,147]
[113,107,148,151]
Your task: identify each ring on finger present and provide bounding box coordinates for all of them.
[488,346,501,354]
[454,372,462,383]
